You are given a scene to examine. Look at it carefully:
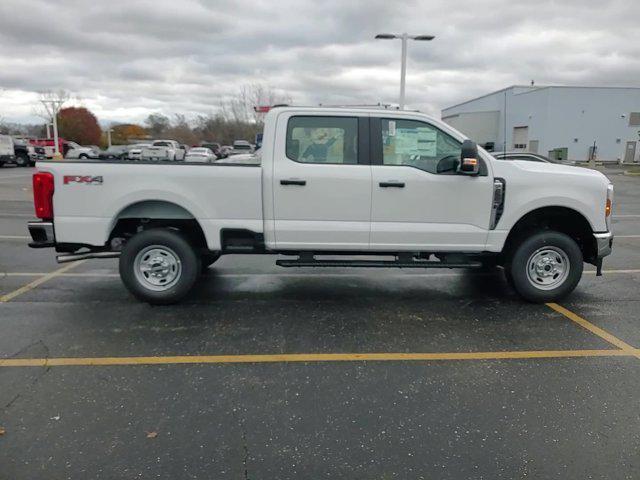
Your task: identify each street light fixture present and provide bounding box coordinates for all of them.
[375,33,435,109]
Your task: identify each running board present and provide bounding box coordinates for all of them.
[276,258,483,269]
[57,251,121,263]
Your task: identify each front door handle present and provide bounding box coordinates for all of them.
[379,181,405,188]
[280,179,306,186]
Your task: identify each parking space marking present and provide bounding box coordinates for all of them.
[0,349,635,368]
[546,302,640,358]
[0,174,31,181]
[0,261,85,303]
[613,214,640,218]
[0,213,34,219]
[0,235,29,240]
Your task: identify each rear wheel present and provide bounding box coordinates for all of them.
[507,230,583,302]
[119,229,199,305]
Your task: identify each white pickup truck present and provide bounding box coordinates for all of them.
[140,140,185,161]
[28,106,613,304]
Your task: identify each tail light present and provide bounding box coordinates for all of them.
[33,172,55,219]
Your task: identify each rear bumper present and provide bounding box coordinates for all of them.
[28,221,55,248]
[594,231,613,258]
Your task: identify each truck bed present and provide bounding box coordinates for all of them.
[36,159,263,251]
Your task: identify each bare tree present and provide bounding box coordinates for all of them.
[33,90,71,122]
[220,84,291,126]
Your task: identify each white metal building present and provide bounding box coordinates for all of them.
[441,85,640,163]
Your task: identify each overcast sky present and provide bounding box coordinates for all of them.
[0,0,637,124]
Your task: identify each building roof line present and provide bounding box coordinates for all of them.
[442,85,539,111]
[443,84,640,112]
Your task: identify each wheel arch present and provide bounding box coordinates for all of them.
[108,200,208,251]
[502,205,597,264]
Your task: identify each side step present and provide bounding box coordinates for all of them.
[276,256,482,269]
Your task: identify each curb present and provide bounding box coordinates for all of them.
[623,170,640,177]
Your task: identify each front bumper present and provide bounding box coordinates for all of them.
[28,221,55,248]
[594,231,613,258]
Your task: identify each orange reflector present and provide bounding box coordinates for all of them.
[605,198,612,217]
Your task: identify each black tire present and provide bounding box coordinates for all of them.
[79,154,88,159]
[15,154,28,167]
[201,252,221,270]
[119,229,199,305]
[508,230,583,303]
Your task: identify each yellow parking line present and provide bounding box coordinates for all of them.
[546,302,640,357]
[0,261,85,303]
[0,349,635,368]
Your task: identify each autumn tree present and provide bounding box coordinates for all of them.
[57,107,102,145]
[111,123,147,144]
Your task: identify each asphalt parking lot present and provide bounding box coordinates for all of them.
[1,165,639,479]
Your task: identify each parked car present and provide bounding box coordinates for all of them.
[65,141,100,160]
[215,151,261,165]
[219,145,233,158]
[493,152,576,165]
[184,147,216,163]
[0,135,16,166]
[229,140,253,155]
[126,143,151,161]
[9,138,40,167]
[98,145,129,160]
[141,140,185,161]
[31,138,66,159]
[28,106,614,305]
[201,142,222,158]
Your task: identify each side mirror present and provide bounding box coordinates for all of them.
[458,140,480,175]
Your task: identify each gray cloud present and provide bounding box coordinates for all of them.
[0,0,638,124]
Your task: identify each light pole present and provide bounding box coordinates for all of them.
[375,33,435,109]
[41,100,65,158]
[107,128,113,148]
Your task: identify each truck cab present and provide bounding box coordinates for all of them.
[27,107,614,305]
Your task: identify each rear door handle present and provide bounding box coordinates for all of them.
[379,181,405,188]
[280,179,306,186]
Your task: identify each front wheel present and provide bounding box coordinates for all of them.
[15,154,29,167]
[507,230,583,303]
[119,229,199,305]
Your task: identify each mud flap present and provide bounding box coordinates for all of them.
[596,258,603,276]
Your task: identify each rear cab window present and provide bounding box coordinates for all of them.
[286,116,358,164]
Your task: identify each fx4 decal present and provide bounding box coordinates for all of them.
[63,175,103,185]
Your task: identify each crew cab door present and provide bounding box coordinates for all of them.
[369,117,494,251]
[272,113,371,250]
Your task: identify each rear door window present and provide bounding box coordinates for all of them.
[286,116,358,164]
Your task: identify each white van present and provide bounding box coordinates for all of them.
[0,135,16,166]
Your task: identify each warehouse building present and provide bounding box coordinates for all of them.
[441,85,640,163]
